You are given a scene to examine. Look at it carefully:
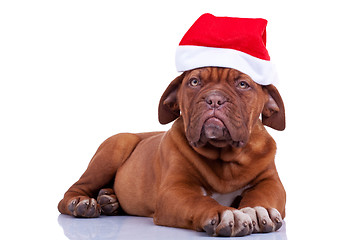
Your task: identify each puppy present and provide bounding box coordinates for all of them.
[58,67,286,237]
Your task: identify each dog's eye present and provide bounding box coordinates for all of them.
[189,78,200,87]
[237,81,250,89]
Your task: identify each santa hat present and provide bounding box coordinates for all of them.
[175,13,278,85]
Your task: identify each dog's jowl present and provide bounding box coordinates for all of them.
[58,14,286,237]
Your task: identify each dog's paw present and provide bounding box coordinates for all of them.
[68,197,101,218]
[240,207,283,233]
[97,188,120,215]
[203,209,253,237]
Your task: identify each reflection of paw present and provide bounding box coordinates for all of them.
[203,209,253,237]
[241,207,283,233]
[68,197,101,218]
[97,188,120,215]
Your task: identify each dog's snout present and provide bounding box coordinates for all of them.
[205,92,227,109]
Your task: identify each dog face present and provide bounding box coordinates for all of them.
[159,67,285,148]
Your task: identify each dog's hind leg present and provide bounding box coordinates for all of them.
[58,133,141,217]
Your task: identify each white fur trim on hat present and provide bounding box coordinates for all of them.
[175,45,278,86]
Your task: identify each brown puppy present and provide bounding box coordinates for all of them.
[58,67,286,237]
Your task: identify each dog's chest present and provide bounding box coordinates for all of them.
[202,186,251,207]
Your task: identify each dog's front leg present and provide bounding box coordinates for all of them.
[153,182,254,237]
[238,170,286,233]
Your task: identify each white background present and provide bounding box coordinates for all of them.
[1,0,359,239]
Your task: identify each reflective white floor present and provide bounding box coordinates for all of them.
[57,214,287,240]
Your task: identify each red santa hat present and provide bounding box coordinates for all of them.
[176,13,278,85]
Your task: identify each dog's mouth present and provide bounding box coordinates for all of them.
[201,117,234,148]
[203,117,228,140]
[188,113,246,148]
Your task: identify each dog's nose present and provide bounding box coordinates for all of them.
[205,93,227,109]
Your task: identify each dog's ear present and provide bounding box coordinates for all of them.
[158,73,185,124]
[261,85,286,131]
